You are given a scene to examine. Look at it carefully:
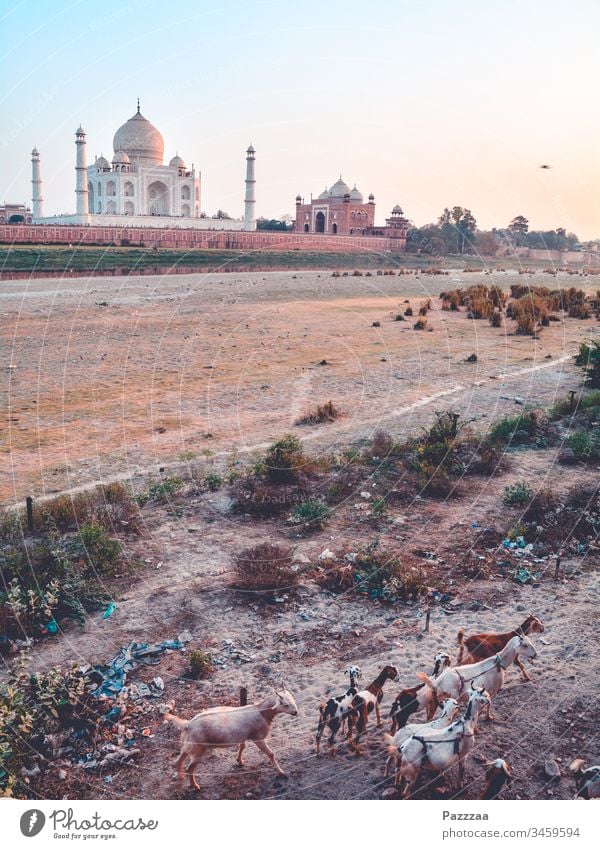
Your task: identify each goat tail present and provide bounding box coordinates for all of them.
[416,671,437,690]
[457,627,465,646]
[163,712,189,730]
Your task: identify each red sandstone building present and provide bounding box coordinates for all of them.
[294,176,409,248]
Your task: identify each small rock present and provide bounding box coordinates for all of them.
[544,760,561,779]
[58,769,67,780]
[381,787,397,800]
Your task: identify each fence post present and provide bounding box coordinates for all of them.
[239,686,248,706]
[26,496,34,533]
[554,555,561,581]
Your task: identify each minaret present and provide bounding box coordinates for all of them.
[31,147,43,219]
[75,125,89,218]
[244,143,256,231]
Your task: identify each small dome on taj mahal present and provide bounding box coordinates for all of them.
[169,154,186,168]
[349,185,363,201]
[112,149,130,164]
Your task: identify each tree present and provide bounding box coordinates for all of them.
[256,217,293,231]
[508,215,529,245]
[215,209,232,219]
[437,206,477,254]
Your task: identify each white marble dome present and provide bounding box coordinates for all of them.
[317,186,330,200]
[349,185,363,201]
[113,108,164,165]
[112,149,130,164]
[169,154,186,168]
[95,154,110,169]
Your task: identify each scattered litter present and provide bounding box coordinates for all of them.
[45,619,59,635]
[102,602,118,619]
[141,728,152,737]
[318,548,336,562]
[178,630,193,644]
[360,491,371,500]
[86,638,186,699]
[513,567,541,585]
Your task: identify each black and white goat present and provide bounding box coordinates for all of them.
[389,653,452,734]
[316,665,362,756]
[569,759,600,799]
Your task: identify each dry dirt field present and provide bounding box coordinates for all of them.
[1,267,599,801]
[1,268,596,506]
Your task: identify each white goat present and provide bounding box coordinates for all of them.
[164,687,298,789]
[384,697,460,780]
[417,634,537,720]
[394,687,491,797]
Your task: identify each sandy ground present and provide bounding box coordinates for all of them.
[2,268,597,506]
[1,267,599,801]
[21,447,600,801]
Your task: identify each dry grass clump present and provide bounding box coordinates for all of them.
[295,400,341,426]
[233,542,296,594]
[3,483,143,540]
[414,317,428,330]
[511,294,548,335]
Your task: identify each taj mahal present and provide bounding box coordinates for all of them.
[31,102,256,231]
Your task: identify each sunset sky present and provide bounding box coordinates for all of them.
[2,0,599,238]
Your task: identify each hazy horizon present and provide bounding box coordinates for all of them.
[2,0,599,239]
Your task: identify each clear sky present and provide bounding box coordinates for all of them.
[2,0,599,238]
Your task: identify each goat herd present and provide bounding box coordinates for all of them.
[164,614,599,800]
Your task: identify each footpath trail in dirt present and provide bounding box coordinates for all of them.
[2,268,595,505]
[27,447,599,801]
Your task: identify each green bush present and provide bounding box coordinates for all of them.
[503,482,533,506]
[575,340,600,387]
[488,413,537,445]
[0,531,116,638]
[264,434,304,483]
[139,475,184,505]
[203,473,223,492]
[290,500,331,530]
[567,430,599,460]
[0,655,87,797]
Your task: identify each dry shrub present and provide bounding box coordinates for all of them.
[26,483,142,536]
[511,294,547,334]
[418,299,432,316]
[233,542,296,593]
[324,464,367,505]
[522,488,560,523]
[295,400,341,426]
[313,560,355,592]
[370,428,395,458]
[490,310,502,327]
[404,306,413,316]
[469,297,493,319]
[414,317,428,330]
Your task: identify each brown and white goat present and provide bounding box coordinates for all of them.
[569,759,600,799]
[389,653,452,734]
[418,634,537,720]
[481,758,512,799]
[164,688,298,789]
[457,614,544,681]
[347,665,398,754]
[316,665,362,756]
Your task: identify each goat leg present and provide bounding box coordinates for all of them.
[254,739,287,776]
[514,657,531,682]
[236,741,246,766]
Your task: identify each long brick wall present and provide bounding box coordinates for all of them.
[0,224,405,253]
